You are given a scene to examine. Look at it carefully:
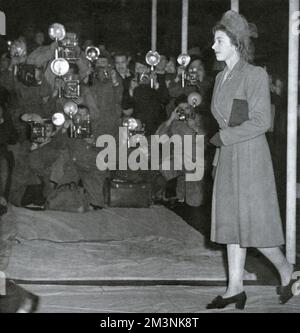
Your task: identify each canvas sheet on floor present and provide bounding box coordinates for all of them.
[1,206,227,281]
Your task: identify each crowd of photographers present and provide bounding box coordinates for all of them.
[0,25,230,214]
[0,21,290,313]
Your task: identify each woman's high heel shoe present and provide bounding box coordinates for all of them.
[277,274,299,304]
[206,291,247,310]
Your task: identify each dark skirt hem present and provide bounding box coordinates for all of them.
[210,238,285,248]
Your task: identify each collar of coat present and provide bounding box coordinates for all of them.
[225,58,248,74]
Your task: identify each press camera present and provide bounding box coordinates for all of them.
[58,33,80,61]
[53,102,92,139]
[176,107,195,121]
[21,114,55,149]
[8,40,27,58]
[73,109,92,139]
[176,92,202,121]
[186,68,203,85]
[16,64,42,87]
[122,117,146,148]
[187,68,199,85]
[136,72,151,85]
[30,120,54,144]
[94,64,119,86]
[85,46,100,85]
[63,79,80,98]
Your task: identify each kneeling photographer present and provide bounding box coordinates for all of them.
[155,94,206,207]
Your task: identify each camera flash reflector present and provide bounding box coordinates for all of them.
[48,23,66,41]
[52,112,65,126]
[64,101,78,116]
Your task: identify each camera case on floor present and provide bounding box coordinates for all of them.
[104,179,152,208]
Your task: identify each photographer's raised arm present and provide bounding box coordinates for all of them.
[128,77,138,97]
[155,108,179,136]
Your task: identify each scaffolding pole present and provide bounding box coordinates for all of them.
[181,0,189,54]
[151,0,157,51]
[286,0,299,264]
[231,0,239,12]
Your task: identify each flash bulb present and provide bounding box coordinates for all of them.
[85,46,100,62]
[177,54,191,67]
[50,58,70,76]
[188,92,202,107]
[123,117,140,131]
[145,50,161,67]
[52,113,65,126]
[48,23,66,41]
[64,101,78,116]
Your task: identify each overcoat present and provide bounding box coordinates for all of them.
[211,59,284,247]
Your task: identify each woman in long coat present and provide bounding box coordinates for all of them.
[207,10,296,310]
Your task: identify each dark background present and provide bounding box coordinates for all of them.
[0,0,289,75]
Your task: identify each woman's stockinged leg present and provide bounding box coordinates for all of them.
[257,247,294,286]
[224,244,247,298]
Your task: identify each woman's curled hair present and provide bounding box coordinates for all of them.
[212,23,255,63]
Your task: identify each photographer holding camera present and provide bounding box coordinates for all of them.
[113,51,135,112]
[155,94,205,207]
[130,53,167,135]
[1,39,55,144]
[167,56,213,116]
[84,54,123,139]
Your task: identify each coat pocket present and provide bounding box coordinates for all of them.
[229,99,249,127]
